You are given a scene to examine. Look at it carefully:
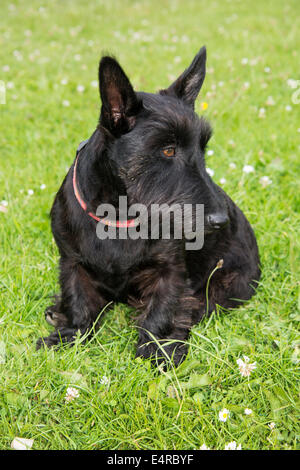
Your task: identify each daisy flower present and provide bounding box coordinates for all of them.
[206,167,214,177]
[237,355,256,377]
[244,408,253,415]
[77,85,85,93]
[268,422,276,430]
[219,408,230,422]
[207,149,214,156]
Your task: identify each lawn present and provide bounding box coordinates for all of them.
[0,0,299,451]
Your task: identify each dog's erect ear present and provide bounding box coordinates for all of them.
[160,46,206,107]
[99,56,141,136]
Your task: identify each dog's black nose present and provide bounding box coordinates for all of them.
[206,213,229,230]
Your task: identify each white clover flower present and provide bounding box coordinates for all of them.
[65,386,80,402]
[264,66,271,73]
[206,167,214,177]
[219,408,230,422]
[266,96,275,106]
[181,35,189,43]
[219,178,226,185]
[207,149,214,156]
[243,164,255,174]
[62,100,70,107]
[243,82,250,90]
[1,200,8,207]
[229,162,237,169]
[40,184,46,190]
[27,189,34,196]
[2,65,10,72]
[244,408,253,415]
[224,441,242,450]
[6,81,14,89]
[258,107,266,118]
[237,355,256,377]
[100,375,109,385]
[259,176,272,187]
[285,105,292,111]
[77,85,85,93]
[90,80,98,88]
[11,437,34,450]
[241,57,248,65]
[200,444,210,450]
[61,78,68,85]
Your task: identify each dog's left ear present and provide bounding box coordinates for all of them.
[99,56,141,136]
[160,46,206,108]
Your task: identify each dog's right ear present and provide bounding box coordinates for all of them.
[99,57,141,136]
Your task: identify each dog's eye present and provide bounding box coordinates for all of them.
[162,147,176,157]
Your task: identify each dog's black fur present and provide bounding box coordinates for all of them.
[37,46,260,366]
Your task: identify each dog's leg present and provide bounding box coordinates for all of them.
[133,251,199,367]
[44,296,68,327]
[37,258,109,349]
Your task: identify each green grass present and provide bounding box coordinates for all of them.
[0,0,299,450]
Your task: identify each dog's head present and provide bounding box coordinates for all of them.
[98,46,229,233]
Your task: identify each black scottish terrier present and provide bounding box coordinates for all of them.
[37,46,260,366]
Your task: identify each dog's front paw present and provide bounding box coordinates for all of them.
[36,328,75,350]
[136,338,188,368]
[36,334,59,349]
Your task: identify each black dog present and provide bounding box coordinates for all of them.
[37,46,260,366]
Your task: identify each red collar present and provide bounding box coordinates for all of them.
[72,152,138,228]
